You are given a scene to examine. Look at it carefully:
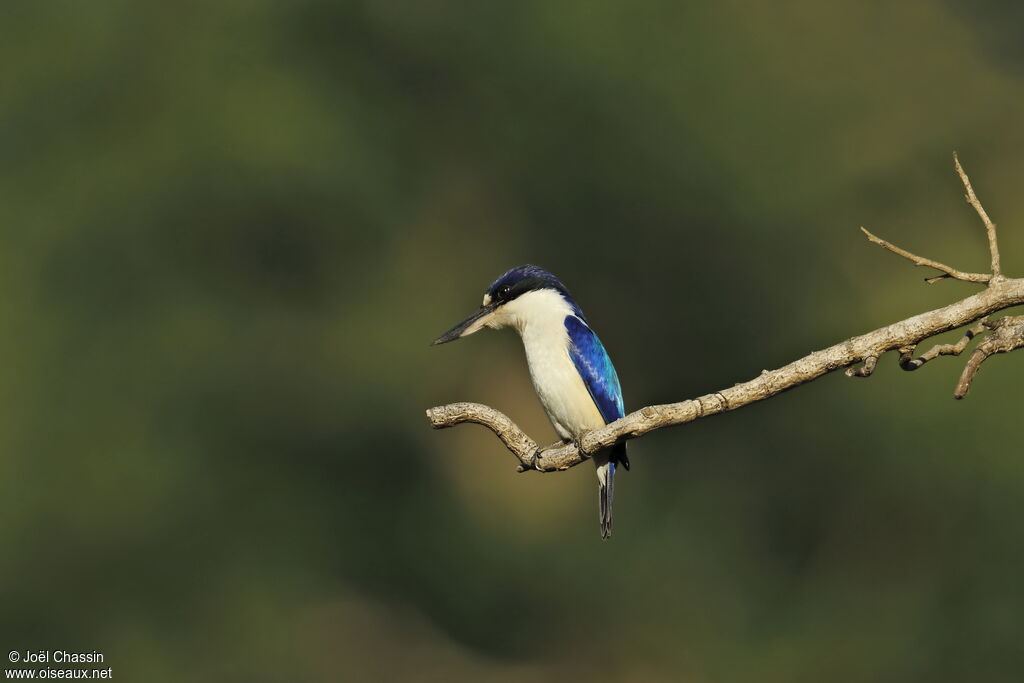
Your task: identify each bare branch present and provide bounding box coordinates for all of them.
[425,402,539,465]
[429,278,1024,471]
[898,320,988,371]
[954,152,1002,278]
[955,314,1024,398]
[424,402,574,471]
[427,156,1024,472]
[860,227,991,284]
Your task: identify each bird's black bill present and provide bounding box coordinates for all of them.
[431,304,495,346]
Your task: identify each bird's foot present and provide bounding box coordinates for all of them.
[516,448,546,473]
[531,447,547,471]
[572,438,586,458]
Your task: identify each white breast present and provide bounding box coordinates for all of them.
[488,289,605,440]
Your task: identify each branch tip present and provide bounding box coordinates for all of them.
[860,225,990,284]
[954,153,1003,278]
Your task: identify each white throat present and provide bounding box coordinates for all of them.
[487,288,575,336]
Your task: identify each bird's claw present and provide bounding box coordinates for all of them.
[571,439,587,461]
[531,448,546,471]
[515,448,545,472]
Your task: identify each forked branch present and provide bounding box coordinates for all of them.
[955,314,1024,398]
[426,155,1024,472]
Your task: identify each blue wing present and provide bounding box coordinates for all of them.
[565,315,624,424]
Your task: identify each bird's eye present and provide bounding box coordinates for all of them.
[500,285,512,298]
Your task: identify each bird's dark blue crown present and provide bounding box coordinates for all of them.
[485,265,584,319]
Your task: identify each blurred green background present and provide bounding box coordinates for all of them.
[2,1,1024,681]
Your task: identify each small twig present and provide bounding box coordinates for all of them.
[955,315,1024,398]
[860,227,991,284]
[954,152,1002,279]
[898,320,989,371]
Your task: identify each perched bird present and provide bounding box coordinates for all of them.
[432,265,629,539]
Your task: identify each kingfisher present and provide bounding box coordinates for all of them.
[432,264,629,539]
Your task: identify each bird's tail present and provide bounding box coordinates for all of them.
[597,460,616,540]
[597,443,628,539]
